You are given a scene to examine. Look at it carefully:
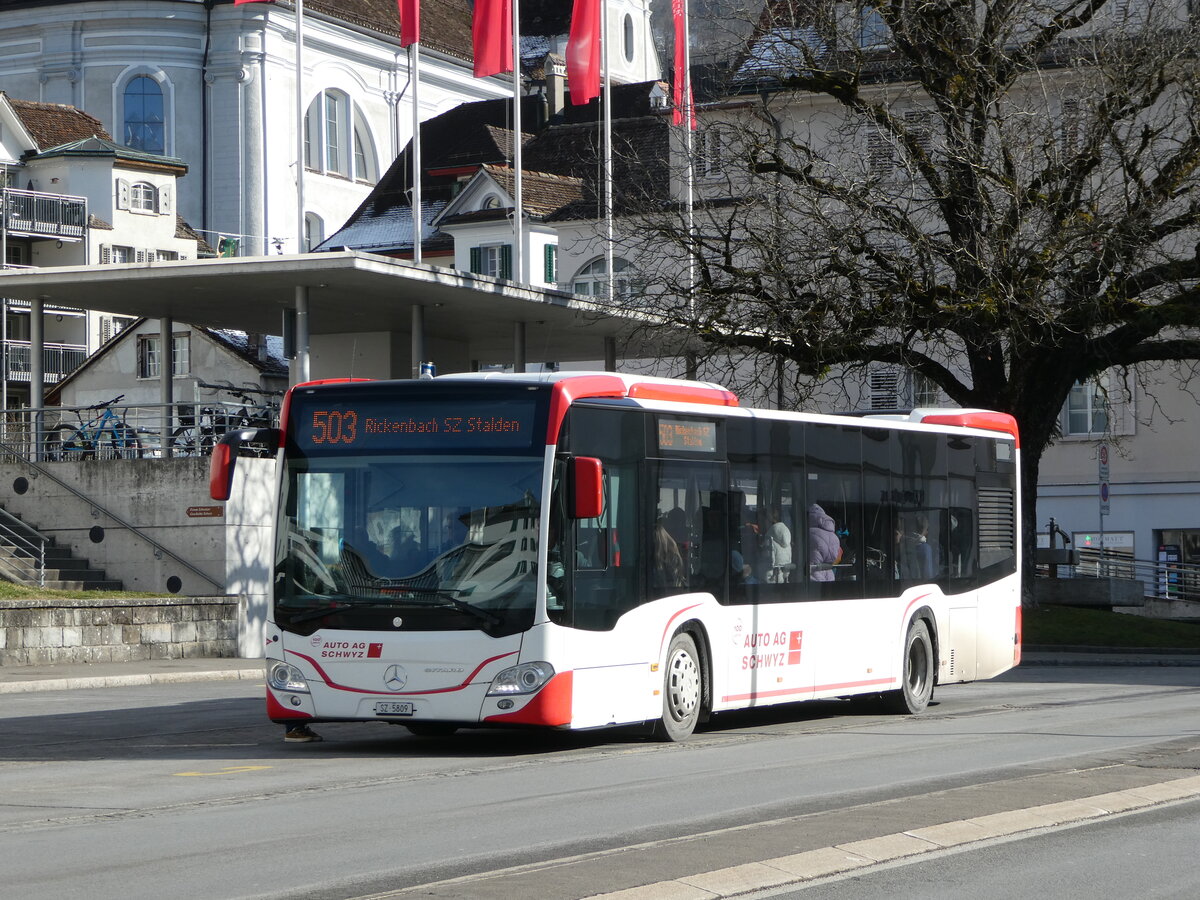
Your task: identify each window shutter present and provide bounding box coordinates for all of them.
[136,249,146,263]
[500,244,512,279]
[99,244,111,265]
[544,244,557,283]
[469,246,482,274]
[1107,371,1137,436]
[158,184,172,216]
[100,316,114,343]
[869,366,903,410]
[116,179,130,210]
[866,127,893,178]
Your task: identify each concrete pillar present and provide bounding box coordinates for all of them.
[292,286,310,384]
[30,298,43,459]
[411,304,425,379]
[604,336,617,372]
[513,321,526,374]
[160,316,173,458]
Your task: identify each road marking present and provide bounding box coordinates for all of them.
[172,766,272,777]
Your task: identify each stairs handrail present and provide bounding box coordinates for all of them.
[0,437,224,590]
[0,504,45,586]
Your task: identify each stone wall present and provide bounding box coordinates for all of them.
[0,596,238,666]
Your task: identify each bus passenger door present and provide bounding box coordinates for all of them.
[721,466,816,710]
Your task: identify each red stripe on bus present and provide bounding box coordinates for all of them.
[920,411,1019,448]
[286,649,517,695]
[546,375,628,444]
[266,688,312,720]
[626,383,739,407]
[660,603,703,653]
[483,671,574,726]
[721,677,896,703]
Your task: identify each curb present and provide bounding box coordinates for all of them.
[0,666,264,694]
[576,775,1200,900]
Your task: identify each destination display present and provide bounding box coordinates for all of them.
[290,393,542,453]
[657,418,718,454]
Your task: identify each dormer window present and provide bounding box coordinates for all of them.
[481,194,502,210]
[131,182,157,212]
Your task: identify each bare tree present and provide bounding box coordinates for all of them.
[610,0,1200,600]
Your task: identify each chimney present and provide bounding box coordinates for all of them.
[546,54,566,119]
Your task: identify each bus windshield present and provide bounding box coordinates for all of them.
[274,454,544,637]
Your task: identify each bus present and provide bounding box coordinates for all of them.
[211,371,1021,741]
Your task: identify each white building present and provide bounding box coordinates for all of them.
[0,91,201,413]
[0,0,511,256]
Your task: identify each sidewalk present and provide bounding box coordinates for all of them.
[0,656,264,694]
[2,648,1198,695]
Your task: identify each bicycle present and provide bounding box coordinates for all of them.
[51,394,143,460]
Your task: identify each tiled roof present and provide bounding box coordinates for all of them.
[205,328,289,376]
[302,0,474,62]
[175,217,215,256]
[316,198,451,254]
[5,95,110,150]
[476,164,584,219]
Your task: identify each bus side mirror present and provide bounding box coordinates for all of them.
[209,427,280,501]
[570,456,604,519]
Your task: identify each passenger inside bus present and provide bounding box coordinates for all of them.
[807,503,842,582]
[765,507,794,583]
[652,518,686,591]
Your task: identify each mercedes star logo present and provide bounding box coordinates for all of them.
[383,664,408,691]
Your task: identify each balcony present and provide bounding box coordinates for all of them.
[1,188,87,240]
[3,340,87,384]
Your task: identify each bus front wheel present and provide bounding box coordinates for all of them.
[653,632,702,741]
[883,619,934,715]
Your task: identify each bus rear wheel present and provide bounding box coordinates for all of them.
[883,619,934,714]
[653,632,702,741]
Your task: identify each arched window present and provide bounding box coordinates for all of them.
[573,257,635,299]
[124,76,164,154]
[130,182,157,212]
[304,212,325,252]
[623,14,635,63]
[305,90,379,182]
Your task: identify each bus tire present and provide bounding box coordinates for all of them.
[404,724,458,737]
[653,632,702,741]
[883,619,934,715]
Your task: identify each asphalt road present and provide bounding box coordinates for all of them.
[1,663,1198,900]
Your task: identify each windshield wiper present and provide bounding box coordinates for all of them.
[283,600,398,626]
[383,586,504,627]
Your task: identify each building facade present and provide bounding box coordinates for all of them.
[0,0,509,256]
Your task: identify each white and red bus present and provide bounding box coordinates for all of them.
[211,372,1021,740]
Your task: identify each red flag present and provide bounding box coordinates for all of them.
[473,0,512,78]
[398,0,420,47]
[672,0,696,128]
[566,0,600,106]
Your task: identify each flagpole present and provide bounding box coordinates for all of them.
[512,0,524,283]
[683,0,695,315]
[411,41,422,265]
[603,0,613,303]
[295,0,306,252]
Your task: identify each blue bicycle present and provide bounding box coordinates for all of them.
[52,394,143,459]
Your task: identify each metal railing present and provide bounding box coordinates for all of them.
[0,504,45,586]
[3,340,88,384]
[1036,551,1200,604]
[0,436,222,589]
[1,188,87,239]
[0,394,280,462]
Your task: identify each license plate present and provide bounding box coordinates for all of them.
[375,701,414,716]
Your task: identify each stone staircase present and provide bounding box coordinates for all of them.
[0,511,123,591]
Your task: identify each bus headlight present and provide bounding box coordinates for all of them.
[267,661,310,693]
[487,661,554,696]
